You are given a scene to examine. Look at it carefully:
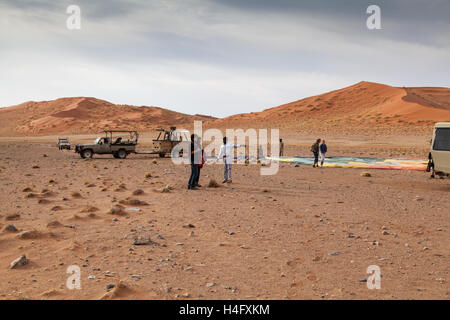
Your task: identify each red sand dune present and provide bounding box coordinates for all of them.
[0,82,449,136]
[0,97,215,136]
[212,82,450,134]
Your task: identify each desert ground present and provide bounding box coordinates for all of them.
[0,133,448,300]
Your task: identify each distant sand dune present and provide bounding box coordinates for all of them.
[0,82,449,137]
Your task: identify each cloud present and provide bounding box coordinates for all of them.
[0,0,449,116]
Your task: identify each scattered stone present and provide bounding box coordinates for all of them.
[80,206,99,213]
[328,251,341,256]
[206,282,215,287]
[119,198,149,206]
[71,192,82,198]
[132,189,144,196]
[133,235,158,246]
[22,186,33,192]
[183,224,195,228]
[109,205,127,216]
[145,172,152,179]
[382,231,389,235]
[17,230,41,240]
[152,159,157,164]
[25,193,37,199]
[47,221,63,228]
[106,284,115,291]
[161,185,173,193]
[5,213,20,221]
[4,224,18,232]
[10,255,28,269]
[88,275,95,280]
[32,164,40,169]
[360,172,371,177]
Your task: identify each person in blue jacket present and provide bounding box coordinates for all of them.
[320,140,328,167]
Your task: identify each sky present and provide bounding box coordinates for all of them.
[0,0,449,117]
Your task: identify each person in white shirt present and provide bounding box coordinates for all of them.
[217,136,245,183]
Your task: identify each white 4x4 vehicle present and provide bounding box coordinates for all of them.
[428,122,450,178]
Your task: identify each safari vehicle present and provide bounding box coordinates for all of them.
[74,130,139,159]
[152,127,189,157]
[427,122,450,178]
[57,138,71,150]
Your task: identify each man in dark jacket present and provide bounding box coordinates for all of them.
[188,134,201,190]
[311,138,321,168]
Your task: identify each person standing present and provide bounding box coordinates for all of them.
[195,147,206,187]
[279,138,284,157]
[188,134,201,190]
[320,139,327,167]
[310,138,321,168]
[217,136,244,183]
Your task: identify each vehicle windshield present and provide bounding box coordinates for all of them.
[94,137,101,144]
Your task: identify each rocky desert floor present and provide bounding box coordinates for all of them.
[0,137,448,300]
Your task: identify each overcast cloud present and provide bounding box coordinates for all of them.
[0,0,449,117]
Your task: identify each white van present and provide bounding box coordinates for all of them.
[428,122,450,178]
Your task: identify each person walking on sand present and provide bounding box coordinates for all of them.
[188,134,201,190]
[310,138,321,168]
[279,138,284,157]
[217,136,244,183]
[320,139,327,167]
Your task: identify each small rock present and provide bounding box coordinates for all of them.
[9,255,28,269]
[328,251,341,256]
[4,224,18,232]
[106,284,115,291]
[17,230,40,240]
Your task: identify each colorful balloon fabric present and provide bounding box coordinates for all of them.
[266,156,427,171]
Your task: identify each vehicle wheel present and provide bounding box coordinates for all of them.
[113,153,119,158]
[117,149,127,159]
[81,149,93,159]
[159,153,166,158]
